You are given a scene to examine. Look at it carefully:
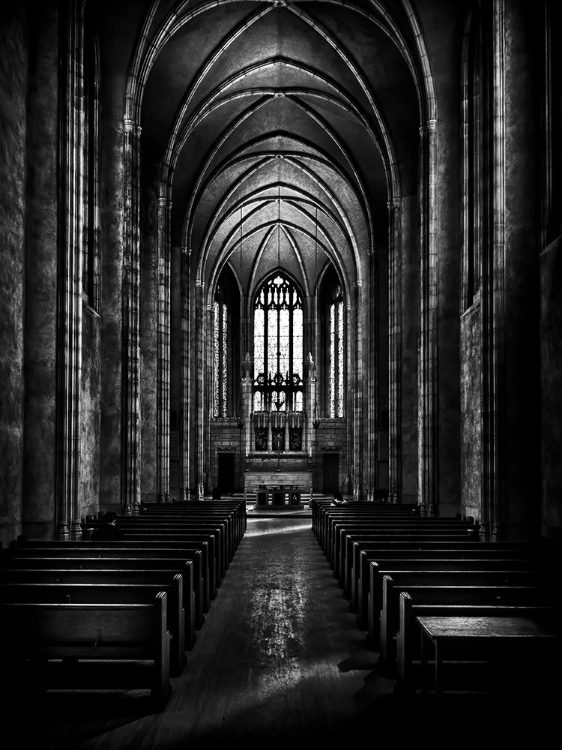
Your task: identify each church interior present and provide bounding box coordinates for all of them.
[1,0,561,745]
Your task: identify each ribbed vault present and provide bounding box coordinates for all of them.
[130,0,424,299]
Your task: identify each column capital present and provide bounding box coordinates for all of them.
[419,118,437,136]
[124,118,142,136]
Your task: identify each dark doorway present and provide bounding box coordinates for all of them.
[322,453,339,495]
[217,453,235,495]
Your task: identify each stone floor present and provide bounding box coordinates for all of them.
[10,517,559,749]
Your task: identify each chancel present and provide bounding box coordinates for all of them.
[0,0,561,746]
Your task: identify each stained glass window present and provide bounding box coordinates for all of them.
[253,274,304,413]
[213,286,228,417]
[329,283,345,417]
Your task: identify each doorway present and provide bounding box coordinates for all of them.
[322,453,340,495]
[217,452,235,495]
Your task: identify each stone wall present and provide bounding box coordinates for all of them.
[23,3,60,539]
[0,5,27,546]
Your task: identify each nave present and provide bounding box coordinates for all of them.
[10,517,558,749]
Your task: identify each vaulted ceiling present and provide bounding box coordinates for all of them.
[100,0,433,299]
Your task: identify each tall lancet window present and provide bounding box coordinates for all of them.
[253,274,304,413]
[329,282,345,417]
[213,284,228,417]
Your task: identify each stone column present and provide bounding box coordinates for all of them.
[365,245,377,499]
[388,197,402,499]
[417,119,439,516]
[180,246,190,494]
[195,279,206,489]
[55,0,86,539]
[157,196,172,496]
[121,117,142,514]
[241,353,253,483]
[352,282,363,498]
[480,0,507,541]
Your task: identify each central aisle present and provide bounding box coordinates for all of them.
[163,516,390,747]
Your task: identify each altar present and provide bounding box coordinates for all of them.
[255,485,303,507]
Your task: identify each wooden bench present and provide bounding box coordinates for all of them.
[325,522,475,572]
[334,521,478,588]
[351,541,538,620]
[0,567,197,648]
[15,536,212,614]
[312,502,420,538]
[315,508,431,548]
[377,572,549,665]
[147,509,245,558]
[81,522,223,589]
[0,578,186,675]
[0,552,206,629]
[120,509,244,569]
[0,594,172,709]
[417,614,558,697]
[396,591,558,694]
[367,561,539,662]
[320,515,474,562]
[354,540,537,626]
[140,500,247,542]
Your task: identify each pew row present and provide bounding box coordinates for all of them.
[0,578,186,675]
[0,567,197,649]
[0,594,172,710]
[13,536,213,628]
[378,573,553,668]
[352,541,540,622]
[0,552,204,630]
[80,522,223,592]
[395,591,559,695]
[416,614,559,697]
[369,562,541,649]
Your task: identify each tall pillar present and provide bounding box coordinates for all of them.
[417,119,439,515]
[180,246,190,494]
[388,197,402,499]
[365,246,377,499]
[121,116,142,514]
[156,195,172,496]
[195,279,206,490]
[240,352,252,485]
[55,0,85,539]
[352,283,363,498]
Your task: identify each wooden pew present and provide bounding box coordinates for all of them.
[326,518,476,571]
[312,501,419,539]
[82,520,224,589]
[0,594,172,709]
[319,513,460,560]
[15,536,211,615]
[376,571,546,664]
[0,567,197,648]
[137,501,247,555]
[416,614,558,697]
[140,499,247,541]
[0,552,207,629]
[354,540,537,627]
[395,590,558,694]
[0,578,186,676]
[335,521,477,587]
[351,541,538,618]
